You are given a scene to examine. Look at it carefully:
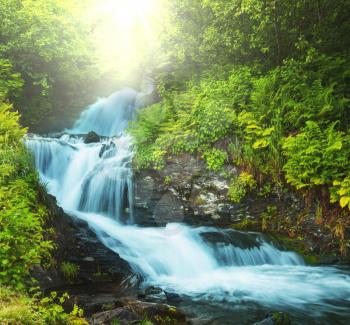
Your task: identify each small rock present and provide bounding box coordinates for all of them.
[84,131,101,144]
[253,316,275,325]
[83,257,95,262]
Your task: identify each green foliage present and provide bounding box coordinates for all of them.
[0,102,53,289]
[273,312,291,325]
[0,0,98,130]
[228,172,257,203]
[129,103,168,170]
[35,291,87,325]
[0,58,23,99]
[0,287,87,325]
[202,148,227,171]
[0,286,43,324]
[130,67,253,171]
[261,205,278,231]
[60,262,79,282]
[163,176,173,186]
[162,0,350,74]
[282,122,350,191]
[331,177,350,211]
[111,320,121,325]
[138,321,153,325]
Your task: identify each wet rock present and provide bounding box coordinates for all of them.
[32,194,139,315]
[138,286,167,303]
[99,142,116,158]
[201,230,261,249]
[133,153,238,227]
[92,309,139,325]
[164,291,181,302]
[84,131,101,144]
[253,316,275,325]
[91,300,188,325]
[253,312,292,325]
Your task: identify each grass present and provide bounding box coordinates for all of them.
[0,286,43,325]
[60,262,79,281]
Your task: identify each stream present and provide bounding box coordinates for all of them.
[27,89,350,324]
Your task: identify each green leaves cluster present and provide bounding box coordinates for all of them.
[0,0,97,131]
[228,172,257,203]
[282,122,350,190]
[0,287,87,325]
[162,0,350,73]
[331,177,350,211]
[131,49,350,212]
[0,62,53,289]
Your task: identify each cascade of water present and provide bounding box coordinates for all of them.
[26,88,350,321]
[72,88,138,137]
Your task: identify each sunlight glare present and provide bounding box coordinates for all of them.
[87,0,162,80]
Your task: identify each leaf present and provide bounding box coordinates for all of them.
[327,141,342,151]
[262,127,275,136]
[338,188,348,196]
[339,196,350,208]
[252,139,268,149]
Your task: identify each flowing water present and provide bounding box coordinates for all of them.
[26,89,350,324]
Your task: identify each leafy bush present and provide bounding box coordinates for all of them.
[131,52,350,218]
[129,103,168,170]
[130,67,253,170]
[282,121,350,191]
[36,291,87,325]
[202,148,228,171]
[228,172,257,203]
[0,286,42,324]
[0,102,53,289]
[0,287,87,325]
[331,177,350,210]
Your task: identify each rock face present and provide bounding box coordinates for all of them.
[84,131,101,144]
[133,153,237,226]
[32,195,140,315]
[133,153,290,227]
[133,153,345,262]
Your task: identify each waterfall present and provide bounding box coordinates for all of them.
[26,88,350,322]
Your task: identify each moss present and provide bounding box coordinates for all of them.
[231,218,260,231]
[273,235,321,265]
[273,312,291,325]
[193,196,207,206]
[163,176,173,186]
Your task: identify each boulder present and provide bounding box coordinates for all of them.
[84,131,101,144]
[91,300,188,325]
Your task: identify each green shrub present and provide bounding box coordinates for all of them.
[36,291,87,325]
[282,121,350,191]
[0,286,42,324]
[0,287,87,325]
[202,148,228,171]
[0,103,53,290]
[331,176,350,210]
[228,172,257,203]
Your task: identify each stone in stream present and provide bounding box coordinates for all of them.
[90,300,188,325]
[84,131,101,144]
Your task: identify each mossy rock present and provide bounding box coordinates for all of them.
[272,235,320,265]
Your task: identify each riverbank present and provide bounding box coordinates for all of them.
[133,153,350,264]
[34,194,188,324]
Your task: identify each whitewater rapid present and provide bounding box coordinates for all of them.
[26,89,350,323]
